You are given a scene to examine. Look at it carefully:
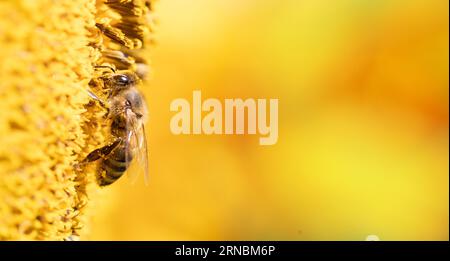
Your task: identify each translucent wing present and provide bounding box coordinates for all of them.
[140,125,150,185]
[124,118,136,183]
[124,112,149,185]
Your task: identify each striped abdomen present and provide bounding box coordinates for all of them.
[99,142,133,186]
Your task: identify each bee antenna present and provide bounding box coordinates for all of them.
[94,65,116,73]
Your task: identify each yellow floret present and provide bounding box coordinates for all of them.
[0,0,153,240]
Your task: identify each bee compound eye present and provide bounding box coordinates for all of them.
[116,74,130,86]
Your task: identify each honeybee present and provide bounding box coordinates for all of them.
[80,69,149,186]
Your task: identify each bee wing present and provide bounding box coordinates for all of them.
[140,125,150,185]
[124,114,149,185]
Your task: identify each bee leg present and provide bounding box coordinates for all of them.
[82,138,122,164]
[85,89,110,118]
[94,65,116,73]
[74,139,122,171]
[86,89,108,109]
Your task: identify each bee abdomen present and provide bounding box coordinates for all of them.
[99,151,132,186]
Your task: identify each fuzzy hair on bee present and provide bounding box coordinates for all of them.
[80,69,149,186]
[75,0,153,187]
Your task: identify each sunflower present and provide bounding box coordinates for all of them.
[0,0,155,240]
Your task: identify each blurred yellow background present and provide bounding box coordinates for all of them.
[90,0,449,240]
